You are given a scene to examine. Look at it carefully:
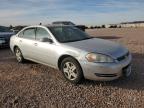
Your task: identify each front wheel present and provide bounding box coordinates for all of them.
[14,47,25,63]
[61,57,83,84]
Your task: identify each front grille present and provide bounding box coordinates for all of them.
[117,52,129,61]
[0,37,8,47]
[0,37,5,44]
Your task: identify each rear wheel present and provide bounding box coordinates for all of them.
[61,57,83,84]
[14,47,24,63]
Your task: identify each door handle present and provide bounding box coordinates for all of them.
[34,43,38,46]
[19,40,22,42]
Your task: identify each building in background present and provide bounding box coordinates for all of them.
[108,21,144,28]
[119,21,144,28]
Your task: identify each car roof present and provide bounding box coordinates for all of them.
[24,25,73,29]
[52,21,72,23]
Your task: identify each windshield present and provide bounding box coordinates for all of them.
[53,22,75,26]
[48,26,91,43]
[63,22,75,25]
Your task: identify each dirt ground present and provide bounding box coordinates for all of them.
[0,28,144,108]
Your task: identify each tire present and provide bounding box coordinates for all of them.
[61,57,83,84]
[14,47,25,63]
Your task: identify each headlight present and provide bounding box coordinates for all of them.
[86,53,114,63]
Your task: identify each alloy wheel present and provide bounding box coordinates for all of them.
[63,62,77,80]
[15,48,22,62]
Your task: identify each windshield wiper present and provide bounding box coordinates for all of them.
[63,37,93,43]
[60,36,94,43]
[80,37,93,40]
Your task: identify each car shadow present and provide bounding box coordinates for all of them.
[23,60,37,64]
[0,47,10,50]
[92,35,122,39]
[82,52,144,91]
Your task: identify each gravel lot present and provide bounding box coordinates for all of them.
[0,28,144,108]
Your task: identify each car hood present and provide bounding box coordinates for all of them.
[63,38,128,58]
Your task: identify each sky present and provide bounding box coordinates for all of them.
[0,0,144,26]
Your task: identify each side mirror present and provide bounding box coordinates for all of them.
[40,37,53,43]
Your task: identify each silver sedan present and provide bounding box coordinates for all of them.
[10,25,132,84]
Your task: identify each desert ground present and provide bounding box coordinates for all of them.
[0,28,144,108]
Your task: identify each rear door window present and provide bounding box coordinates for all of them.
[18,31,24,37]
[36,27,51,41]
[23,28,35,40]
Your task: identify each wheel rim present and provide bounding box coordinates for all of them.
[15,49,22,62]
[63,62,77,80]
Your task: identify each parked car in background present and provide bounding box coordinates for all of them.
[10,25,132,84]
[52,21,86,31]
[0,26,14,48]
[11,25,27,33]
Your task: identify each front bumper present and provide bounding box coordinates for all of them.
[79,54,132,81]
[0,39,9,48]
